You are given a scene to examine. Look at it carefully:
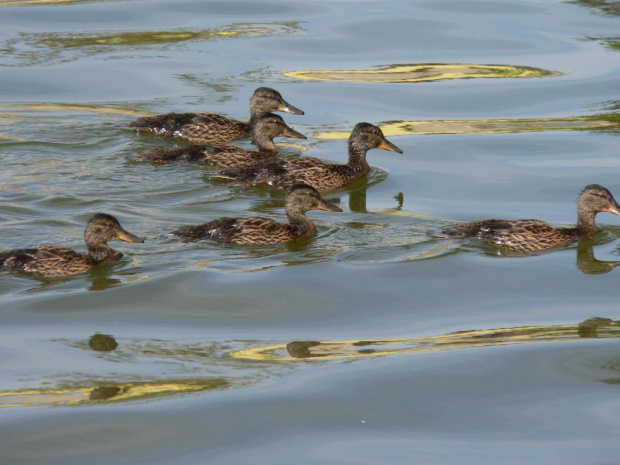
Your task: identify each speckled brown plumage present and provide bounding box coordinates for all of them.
[0,213,144,276]
[135,113,306,167]
[171,184,342,244]
[213,122,403,192]
[439,184,620,253]
[127,87,304,144]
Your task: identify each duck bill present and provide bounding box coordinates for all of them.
[607,202,620,216]
[315,199,343,212]
[379,138,403,154]
[282,126,307,139]
[115,229,145,243]
[278,101,305,115]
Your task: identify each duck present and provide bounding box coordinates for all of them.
[212,122,403,192]
[0,213,144,276]
[127,87,304,144]
[135,113,306,168]
[438,184,620,253]
[171,183,342,244]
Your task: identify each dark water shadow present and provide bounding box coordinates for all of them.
[569,0,620,17]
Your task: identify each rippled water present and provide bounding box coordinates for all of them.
[1,0,620,464]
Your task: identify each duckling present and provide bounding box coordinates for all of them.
[213,122,403,192]
[438,184,620,253]
[171,184,342,244]
[135,113,306,167]
[0,213,144,276]
[128,87,304,144]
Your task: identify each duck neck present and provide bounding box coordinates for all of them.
[248,113,260,125]
[576,205,598,236]
[347,141,370,173]
[254,130,277,153]
[87,244,117,265]
[287,210,316,238]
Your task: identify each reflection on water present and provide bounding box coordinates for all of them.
[284,63,558,83]
[0,379,226,407]
[88,333,118,351]
[576,238,620,274]
[3,317,620,407]
[570,0,620,16]
[0,0,97,5]
[316,112,620,139]
[232,318,620,361]
[0,103,144,116]
[5,22,304,66]
[585,36,620,51]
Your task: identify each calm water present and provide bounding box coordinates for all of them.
[1,0,620,463]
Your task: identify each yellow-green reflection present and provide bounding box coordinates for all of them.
[284,64,558,83]
[316,113,620,139]
[0,0,95,5]
[231,318,620,361]
[41,29,262,48]
[0,379,226,407]
[0,103,145,116]
[28,23,300,50]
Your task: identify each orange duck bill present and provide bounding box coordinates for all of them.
[379,138,403,154]
[315,199,343,212]
[115,229,145,243]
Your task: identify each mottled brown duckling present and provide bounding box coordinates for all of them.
[171,184,342,244]
[0,213,144,276]
[135,113,306,167]
[128,87,304,144]
[439,184,620,253]
[213,122,403,192]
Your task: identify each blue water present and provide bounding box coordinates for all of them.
[1,0,620,464]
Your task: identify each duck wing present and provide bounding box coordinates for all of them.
[174,114,251,144]
[129,113,251,144]
[0,246,90,276]
[217,156,333,189]
[172,216,289,244]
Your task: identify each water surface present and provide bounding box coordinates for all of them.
[1,0,620,464]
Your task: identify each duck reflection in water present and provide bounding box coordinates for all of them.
[576,239,620,274]
[89,333,119,352]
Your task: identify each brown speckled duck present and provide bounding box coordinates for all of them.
[128,87,304,144]
[438,184,620,253]
[0,213,144,276]
[135,113,306,167]
[212,122,403,192]
[171,184,342,244]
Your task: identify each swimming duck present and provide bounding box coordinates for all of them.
[0,213,144,276]
[171,184,342,244]
[438,184,620,253]
[128,87,304,144]
[135,113,306,168]
[213,122,403,192]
